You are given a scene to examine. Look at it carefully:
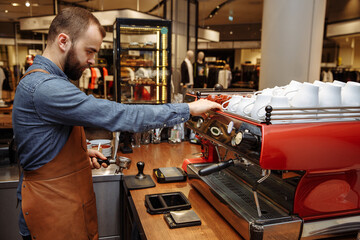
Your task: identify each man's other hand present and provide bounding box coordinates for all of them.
[88,149,108,169]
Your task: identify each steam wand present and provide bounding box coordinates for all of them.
[252,169,271,217]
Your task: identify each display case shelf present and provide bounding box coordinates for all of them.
[120,65,168,68]
[113,18,171,104]
[120,48,159,51]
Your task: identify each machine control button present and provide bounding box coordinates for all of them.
[227,121,234,134]
[210,126,221,136]
[232,132,243,146]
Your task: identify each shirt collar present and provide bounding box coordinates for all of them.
[28,55,68,79]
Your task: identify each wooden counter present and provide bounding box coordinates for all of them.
[0,113,12,129]
[0,105,12,114]
[122,142,242,240]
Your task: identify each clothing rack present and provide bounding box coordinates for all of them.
[320,66,360,83]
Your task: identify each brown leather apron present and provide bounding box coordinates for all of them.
[20,69,99,240]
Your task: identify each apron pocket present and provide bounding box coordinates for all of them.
[83,195,98,239]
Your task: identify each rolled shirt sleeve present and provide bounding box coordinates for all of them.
[33,77,190,132]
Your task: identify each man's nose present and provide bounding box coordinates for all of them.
[88,58,95,65]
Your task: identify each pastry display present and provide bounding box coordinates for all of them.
[115,19,171,104]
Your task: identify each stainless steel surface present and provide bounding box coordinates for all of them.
[261,220,303,240]
[112,132,120,161]
[93,173,121,239]
[185,94,360,239]
[186,110,263,164]
[268,105,360,123]
[301,215,360,239]
[0,165,19,183]
[187,163,302,239]
[253,170,271,218]
[188,164,301,239]
[253,190,262,217]
[0,180,20,240]
[99,237,121,240]
[118,156,131,171]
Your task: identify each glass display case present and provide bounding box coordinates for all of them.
[113,18,172,104]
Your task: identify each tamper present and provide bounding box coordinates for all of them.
[135,161,146,179]
[123,161,155,189]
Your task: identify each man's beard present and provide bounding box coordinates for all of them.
[63,46,88,80]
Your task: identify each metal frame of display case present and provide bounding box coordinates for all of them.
[113,18,172,104]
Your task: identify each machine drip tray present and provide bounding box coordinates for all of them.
[187,163,302,239]
[187,163,297,221]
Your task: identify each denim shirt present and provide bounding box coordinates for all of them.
[13,55,190,235]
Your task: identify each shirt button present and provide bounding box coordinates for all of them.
[181,118,185,121]
[163,124,167,127]
[25,212,29,215]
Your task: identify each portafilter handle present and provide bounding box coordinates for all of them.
[198,159,235,176]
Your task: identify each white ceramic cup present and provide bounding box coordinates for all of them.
[235,97,255,116]
[332,80,346,87]
[255,88,274,96]
[342,81,360,106]
[255,86,283,96]
[222,95,243,113]
[290,82,319,122]
[283,80,302,99]
[269,96,291,123]
[290,82,319,108]
[313,80,327,88]
[319,84,342,107]
[318,84,342,120]
[341,81,360,120]
[270,96,290,108]
[272,86,285,96]
[101,145,112,157]
[251,94,272,120]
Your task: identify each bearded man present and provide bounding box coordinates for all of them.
[12,7,221,240]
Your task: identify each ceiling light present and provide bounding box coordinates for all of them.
[230,31,233,35]
[11,3,20,6]
[228,16,233,21]
[32,3,39,6]
[25,1,30,7]
[5,10,8,13]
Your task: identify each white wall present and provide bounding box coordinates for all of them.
[240,49,261,65]
[338,47,353,67]
[352,38,360,68]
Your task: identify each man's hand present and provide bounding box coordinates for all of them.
[187,99,222,116]
[88,149,108,169]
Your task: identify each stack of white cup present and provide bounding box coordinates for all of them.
[221,79,360,123]
[341,81,360,119]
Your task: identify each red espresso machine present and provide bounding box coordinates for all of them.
[183,91,360,240]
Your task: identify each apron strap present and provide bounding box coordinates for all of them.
[16,68,50,208]
[20,68,50,81]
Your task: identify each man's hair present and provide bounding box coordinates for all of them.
[47,7,106,45]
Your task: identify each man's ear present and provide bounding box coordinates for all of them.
[57,33,71,52]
